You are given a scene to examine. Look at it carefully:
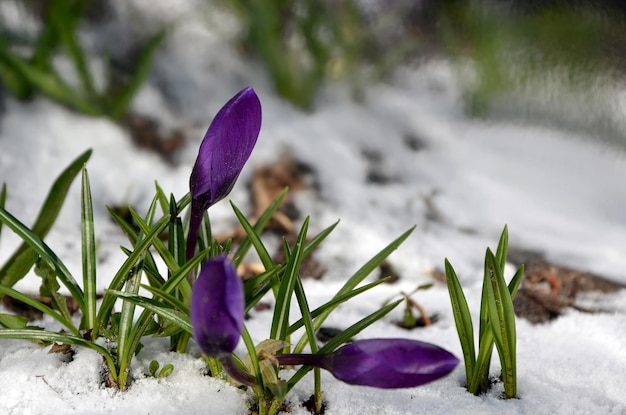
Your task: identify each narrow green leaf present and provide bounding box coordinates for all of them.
[117,264,143,389]
[293,276,318,354]
[444,258,476,384]
[107,206,140,241]
[0,182,6,239]
[168,194,186,267]
[130,206,192,303]
[485,250,517,399]
[244,267,283,312]
[509,265,525,300]
[231,188,288,268]
[231,201,274,270]
[472,241,523,395]
[94,214,170,339]
[0,149,91,288]
[140,284,189,314]
[271,218,309,340]
[241,325,264,389]
[302,220,339,258]
[175,192,191,213]
[495,225,509,271]
[108,290,192,334]
[107,206,166,288]
[286,299,402,390]
[0,284,80,336]
[159,247,210,295]
[154,182,170,214]
[469,322,495,395]
[130,208,179,273]
[114,247,208,358]
[80,166,97,331]
[310,226,415,333]
[143,193,160,229]
[35,257,72,322]
[0,207,85,313]
[289,278,391,341]
[0,313,29,329]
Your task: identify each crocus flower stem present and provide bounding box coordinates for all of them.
[186,199,204,262]
[218,355,257,387]
[274,353,329,368]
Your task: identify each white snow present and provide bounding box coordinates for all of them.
[1,1,626,414]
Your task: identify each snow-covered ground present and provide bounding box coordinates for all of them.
[1,2,626,414]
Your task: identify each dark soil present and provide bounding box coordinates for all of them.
[509,249,625,324]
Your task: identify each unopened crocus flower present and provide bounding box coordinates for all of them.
[275,338,459,389]
[191,254,244,357]
[190,254,256,386]
[186,87,262,260]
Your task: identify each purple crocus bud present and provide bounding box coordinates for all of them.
[187,87,262,260]
[190,254,244,358]
[276,338,459,389]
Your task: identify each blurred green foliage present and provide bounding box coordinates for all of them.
[219,0,423,109]
[437,1,626,117]
[0,0,164,120]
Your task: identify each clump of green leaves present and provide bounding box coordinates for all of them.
[444,226,524,399]
[235,216,414,414]
[0,0,164,120]
[0,153,177,390]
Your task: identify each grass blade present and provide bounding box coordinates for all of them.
[140,284,189,313]
[0,207,85,312]
[80,167,97,331]
[0,149,91,288]
[271,218,309,340]
[0,284,80,336]
[444,258,476,385]
[485,249,517,399]
[231,201,274,270]
[231,188,288,268]
[288,278,391,335]
[117,264,143,390]
[286,298,402,390]
[109,290,192,334]
[495,225,509,270]
[309,226,415,333]
[0,182,6,239]
[93,214,170,339]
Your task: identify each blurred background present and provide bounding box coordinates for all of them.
[1,0,625,151]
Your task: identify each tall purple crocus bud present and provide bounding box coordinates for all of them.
[187,87,262,261]
[190,254,256,386]
[275,338,459,389]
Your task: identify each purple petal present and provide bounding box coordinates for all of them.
[190,255,244,357]
[190,86,262,211]
[325,338,459,388]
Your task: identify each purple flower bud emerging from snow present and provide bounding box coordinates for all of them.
[187,87,262,260]
[190,254,244,358]
[276,338,459,389]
